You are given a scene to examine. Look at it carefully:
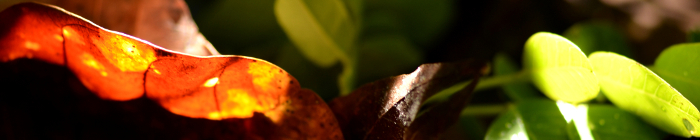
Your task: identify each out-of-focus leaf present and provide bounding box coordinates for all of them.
[329,61,487,140]
[357,34,423,86]
[274,0,358,67]
[457,115,487,140]
[192,0,285,57]
[274,0,359,94]
[0,3,341,139]
[688,29,700,42]
[485,99,569,140]
[523,32,599,103]
[275,44,340,101]
[493,53,539,101]
[363,0,453,46]
[564,21,632,57]
[589,51,700,137]
[1,0,219,56]
[566,104,667,140]
[653,43,700,109]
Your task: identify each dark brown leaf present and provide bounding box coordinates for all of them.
[405,78,480,140]
[329,60,487,140]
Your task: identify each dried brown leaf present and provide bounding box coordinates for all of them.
[0,3,339,139]
[329,60,487,140]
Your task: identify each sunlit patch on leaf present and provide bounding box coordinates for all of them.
[523,32,599,103]
[589,51,700,137]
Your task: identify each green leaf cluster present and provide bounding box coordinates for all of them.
[484,30,700,139]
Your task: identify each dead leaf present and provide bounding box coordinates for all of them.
[0,2,340,139]
[329,60,487,140]
[405,79,479,140]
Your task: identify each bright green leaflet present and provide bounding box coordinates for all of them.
[274,0,359,94]
[589,52,700,137]
[485,99,568,140]
[494,53,539,101]
[523,32,599,103]
[654,43,700,109]
[567,104,666,140]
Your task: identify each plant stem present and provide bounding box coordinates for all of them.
[475,70,531,91]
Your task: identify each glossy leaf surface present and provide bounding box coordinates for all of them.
[0,3,341,139]
[329,61,486,140]
[589,52,700,137]
[654,43,700,109]
[568,104,667,140]
[485,99,568,140]
[523,32,599,103]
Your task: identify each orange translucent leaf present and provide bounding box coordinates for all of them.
[0,3,341,139]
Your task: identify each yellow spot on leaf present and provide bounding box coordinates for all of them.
[210,89,264,119]
[92,33,156,72]
[24,41,39,50]
[202,77,219,87]
[248,62,275,91]
[207,112,222,120]
[153,69,161,75]
[54,34,63,42]
[62,28,71,37]
[80,53,107,77]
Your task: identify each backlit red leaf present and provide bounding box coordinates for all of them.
[0,3,341,139]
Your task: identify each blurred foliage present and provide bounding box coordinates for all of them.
[185,0,447,99]
[564,20,632,57]
[493,53,540,101]
[182,0,700,139]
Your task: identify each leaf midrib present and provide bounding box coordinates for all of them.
[598,75,698,124]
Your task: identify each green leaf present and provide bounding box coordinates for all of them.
[589,51,700,137]
[485,99,569,140]
[688,29,700,43]
[494,53,539,101]
[363,0,453,46]
[458,116,487,140]
[654,43,700,109]
[274,0,360,94]
[523,32,600,103]
[274,0,358,67]
[563,21,632,57]
[578,104,667,140]
[193,0,285,55]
